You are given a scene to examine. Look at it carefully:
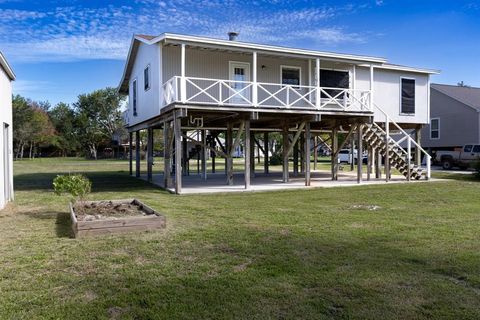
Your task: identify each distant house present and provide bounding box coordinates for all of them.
[421,84,480,151]
[0,52,15,209]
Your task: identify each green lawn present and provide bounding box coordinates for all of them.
[1,158,480,319]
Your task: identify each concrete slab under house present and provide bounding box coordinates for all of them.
[118,32,439,194]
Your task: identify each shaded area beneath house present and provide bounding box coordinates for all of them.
[141,170,434,194]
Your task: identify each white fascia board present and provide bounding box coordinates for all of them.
[158,33,387,64]
[359,63,440,75]
[0,52,15,81]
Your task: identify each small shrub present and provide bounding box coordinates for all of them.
[53,174,92,210]
[269,153,283,166]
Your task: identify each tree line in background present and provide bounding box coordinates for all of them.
[12,87,128,160]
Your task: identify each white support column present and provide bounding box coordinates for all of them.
[369,64,374,111]
[308,59,312,102]
[252,51,258,107]
[315,58,321,109]
[180,43,187,103]
[158,43,163,112]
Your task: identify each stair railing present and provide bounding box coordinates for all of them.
[372,103,431,179]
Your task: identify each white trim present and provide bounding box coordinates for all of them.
[280,65,302,87]
[430,117,440,140]
[156,33,387,63]
[358,63,439,75]
[0,52,15,81]
[399,76,416,115]
[144,64,151,91]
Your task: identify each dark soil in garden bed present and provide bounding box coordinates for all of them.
[74,200,148,221]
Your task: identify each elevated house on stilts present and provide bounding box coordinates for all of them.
[118,32,438,194]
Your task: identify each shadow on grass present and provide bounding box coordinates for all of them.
[14,171,159,193]
[56,211,75,238]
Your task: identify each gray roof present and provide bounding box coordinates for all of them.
[431,83,480,112]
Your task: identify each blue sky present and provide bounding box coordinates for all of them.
[1,0,480,106]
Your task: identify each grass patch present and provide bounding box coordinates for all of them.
[1,158,480,319]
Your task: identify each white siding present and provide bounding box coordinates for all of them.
[356,67,429,124]
[0,66,13,209]
[133,43,431,127]
[127,43,161,126]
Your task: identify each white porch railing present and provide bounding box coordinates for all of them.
[162,76,372,112]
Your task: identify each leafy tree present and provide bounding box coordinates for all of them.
[28,107,56,158]
[12,95,34,159]
[49,102,79,156]
[73,87,125,159]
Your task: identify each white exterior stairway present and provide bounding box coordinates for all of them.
[364,103,431,180]
[363,123,424,180]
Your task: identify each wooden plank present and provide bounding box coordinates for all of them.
[71,199,166,238]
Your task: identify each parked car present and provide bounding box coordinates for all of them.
[435,144,480,169]
[338,149,368,164]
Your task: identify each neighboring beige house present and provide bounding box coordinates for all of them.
[0,52,15,209]
[118,32,438,194]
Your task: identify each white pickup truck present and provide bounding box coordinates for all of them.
[435,144,480,170]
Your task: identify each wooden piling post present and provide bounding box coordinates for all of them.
[201,129,207,180]
[293,138,299,176]
[129,132,133,175]
[147,127,153,182]
[331,127,338,180]
[282,124,289,183]
[227,122,234,185]
[163,123,172,188]
[135,130,141,178]
[357,124,363,183]
[174,114,182,194]
[250,132,255,178]
[305,122,311,186]
[245,120,251,189]
[264,132,269,174]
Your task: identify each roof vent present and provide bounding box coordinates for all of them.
[228,32,239,41]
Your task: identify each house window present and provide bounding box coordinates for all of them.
[430,118,439,139]
[132,79,138,116]
[320,70,349,98]
[281,66,301,87]
[144,66,150,91]
[401,78,415,114]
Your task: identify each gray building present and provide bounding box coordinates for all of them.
[422,84,480,151]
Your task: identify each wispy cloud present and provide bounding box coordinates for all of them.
[0,1,376,63]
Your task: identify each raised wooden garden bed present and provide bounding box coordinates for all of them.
[69,199,166,238]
